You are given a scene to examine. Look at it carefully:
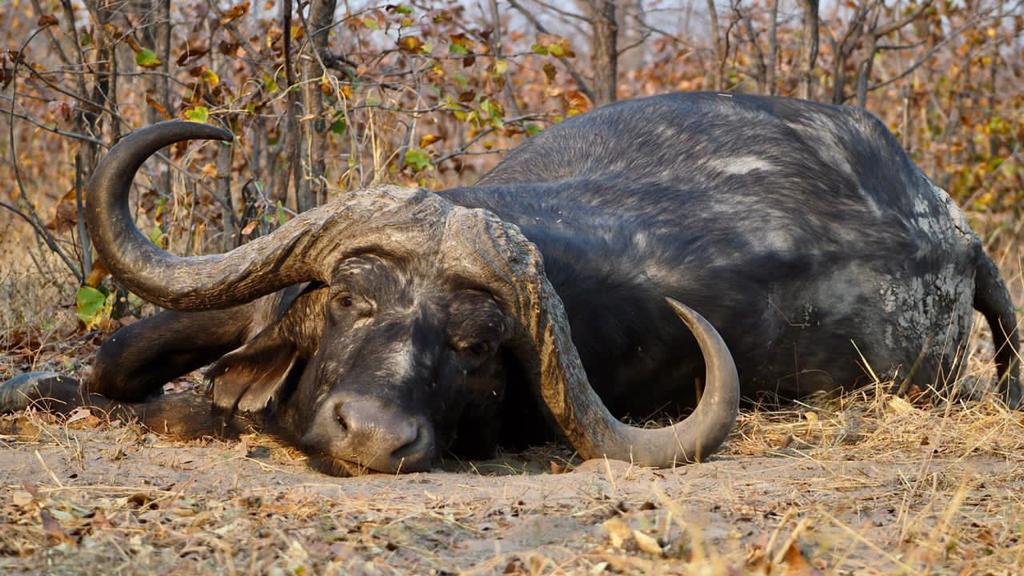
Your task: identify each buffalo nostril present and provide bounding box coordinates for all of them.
[334,403,349,433]
[323,399,434,472]
[390,422,429,461]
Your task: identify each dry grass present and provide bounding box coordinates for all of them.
[2,226,1024,574]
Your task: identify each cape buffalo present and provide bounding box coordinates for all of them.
[2,92,1018,475]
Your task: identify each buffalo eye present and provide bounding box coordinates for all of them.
[454,340,492,358]
[329,292,362,320]
[331,293,355,311]
[466,342,491,356]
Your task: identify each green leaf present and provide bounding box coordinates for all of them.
[448,42,468,56]
[404,148,432,172]
[184,106,209,123]
[395,4,413,14]
[330,118,347,136]
[135,48,162,69]
[525,123,543,136]
[76,286,110,329]
[148,225,166,248]
[276,201,288,226]
[155,196,168,219]
[480,99,499,117]
[263,73,279,93]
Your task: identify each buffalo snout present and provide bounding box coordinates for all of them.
[303,395,434,473]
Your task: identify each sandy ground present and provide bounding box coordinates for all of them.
[2,393,1023,575]
[2,225,1023,575]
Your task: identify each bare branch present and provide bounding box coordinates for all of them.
[6,26,85,283]
[867,1,1019,93]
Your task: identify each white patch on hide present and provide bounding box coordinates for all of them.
[706,155,775,175]
[383,341,417,382]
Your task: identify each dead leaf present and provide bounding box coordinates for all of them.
[418,134,442,148]
[40,509,75,546]
[12,491,34,507]
[66,407,102,429]
[90,508,111,530]
[633,530,663,556]
[503,557,525,574]
[85,260,109,288]
[146,94,171,120]
[543,62,556,82]
[46,186,79,233]
[65,407,92,425]
[565,90,591,115]
[220,1,250,24]
[128,493,155,508]
[782,542,823,575]
[46,100,72,123]
[602,517,632,549]
[887,397,916,415]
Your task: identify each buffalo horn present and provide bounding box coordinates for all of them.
[87,121,331,310]
[454,212,740,467]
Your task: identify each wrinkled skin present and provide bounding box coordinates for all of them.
[82,273,517,474]
[272,257,515,473]
[2,92,1017,475]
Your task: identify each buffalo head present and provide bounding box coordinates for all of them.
[86,121,740,474]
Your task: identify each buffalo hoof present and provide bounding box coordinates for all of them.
[0,372,80,413]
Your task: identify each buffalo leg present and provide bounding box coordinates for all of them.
[87,306,255,402]
[0,371,258,439]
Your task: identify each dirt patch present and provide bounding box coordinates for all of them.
[2,394,1023,574]
[3,237,1023,574]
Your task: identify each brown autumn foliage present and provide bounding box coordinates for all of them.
[1,4,1023,574]
[0,1,1019,259]
[1,1,1021,294]
[0,0,1020,323]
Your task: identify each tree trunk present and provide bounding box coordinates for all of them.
[798,0,819,100]
[855,7,880,108]
[280,0,309,213]
[706,0,724,91]
[214,141,236,251]
[588,0,618,106]
[766,0,778,95]
[301,0,337,207]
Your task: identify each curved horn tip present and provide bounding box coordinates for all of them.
[151,119,234,142]
[664,298,703,327]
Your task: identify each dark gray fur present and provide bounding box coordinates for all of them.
[4,92,1016,474]
[444,92,1017,410]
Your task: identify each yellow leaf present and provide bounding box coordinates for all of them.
[202,68,219,87]
[418,134,442,147]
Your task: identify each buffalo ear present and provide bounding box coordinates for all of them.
[206,325,299,413]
